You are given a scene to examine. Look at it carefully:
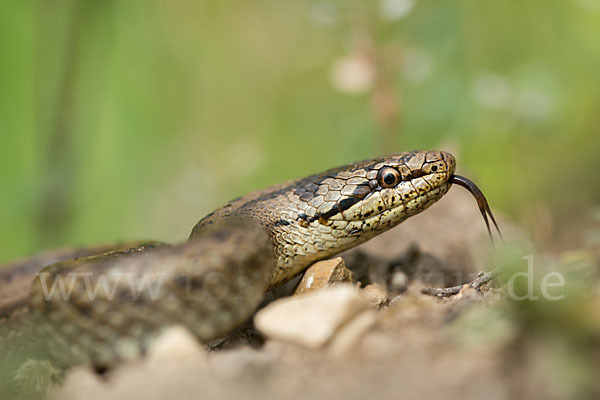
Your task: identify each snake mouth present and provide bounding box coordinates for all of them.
[450,175,502,242]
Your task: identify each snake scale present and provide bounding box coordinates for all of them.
[0,150,500,367]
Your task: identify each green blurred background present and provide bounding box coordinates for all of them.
[1,0,599,263]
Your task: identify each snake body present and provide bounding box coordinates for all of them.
[22,151,456,366]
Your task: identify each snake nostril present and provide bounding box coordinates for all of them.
[431,165,438,172]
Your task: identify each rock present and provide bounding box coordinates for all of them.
[389,271,409,294]
[146,325,205,364]
[329,311,377,355]
[361,284,389,308]
[209,347,276,380]
[254,285,370,348]
[50,366,106,400]
[294,257,354,296]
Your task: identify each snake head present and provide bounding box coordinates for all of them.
[294,150,455,231]
[263,150,458,284]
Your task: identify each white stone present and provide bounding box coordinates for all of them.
[146,325,205,364]
[254,285,370,348]
[329,311,377,355]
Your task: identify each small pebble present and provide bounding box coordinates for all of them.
[146,325,205,364]
[255,285,369,348]
[389,271,409,294]
[361,284,389,308]
[294,257,354,296]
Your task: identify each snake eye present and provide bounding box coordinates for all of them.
[377,167,401,188]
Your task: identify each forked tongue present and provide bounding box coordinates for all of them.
[450,175,503,243]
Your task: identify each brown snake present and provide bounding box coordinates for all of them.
[0,151,500,367]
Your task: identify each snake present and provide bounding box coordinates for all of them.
[0,150,500,367]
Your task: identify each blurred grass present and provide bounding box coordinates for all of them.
[1,0,600,262]
[453,243,600,398]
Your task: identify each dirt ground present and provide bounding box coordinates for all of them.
[4,188,600,400]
